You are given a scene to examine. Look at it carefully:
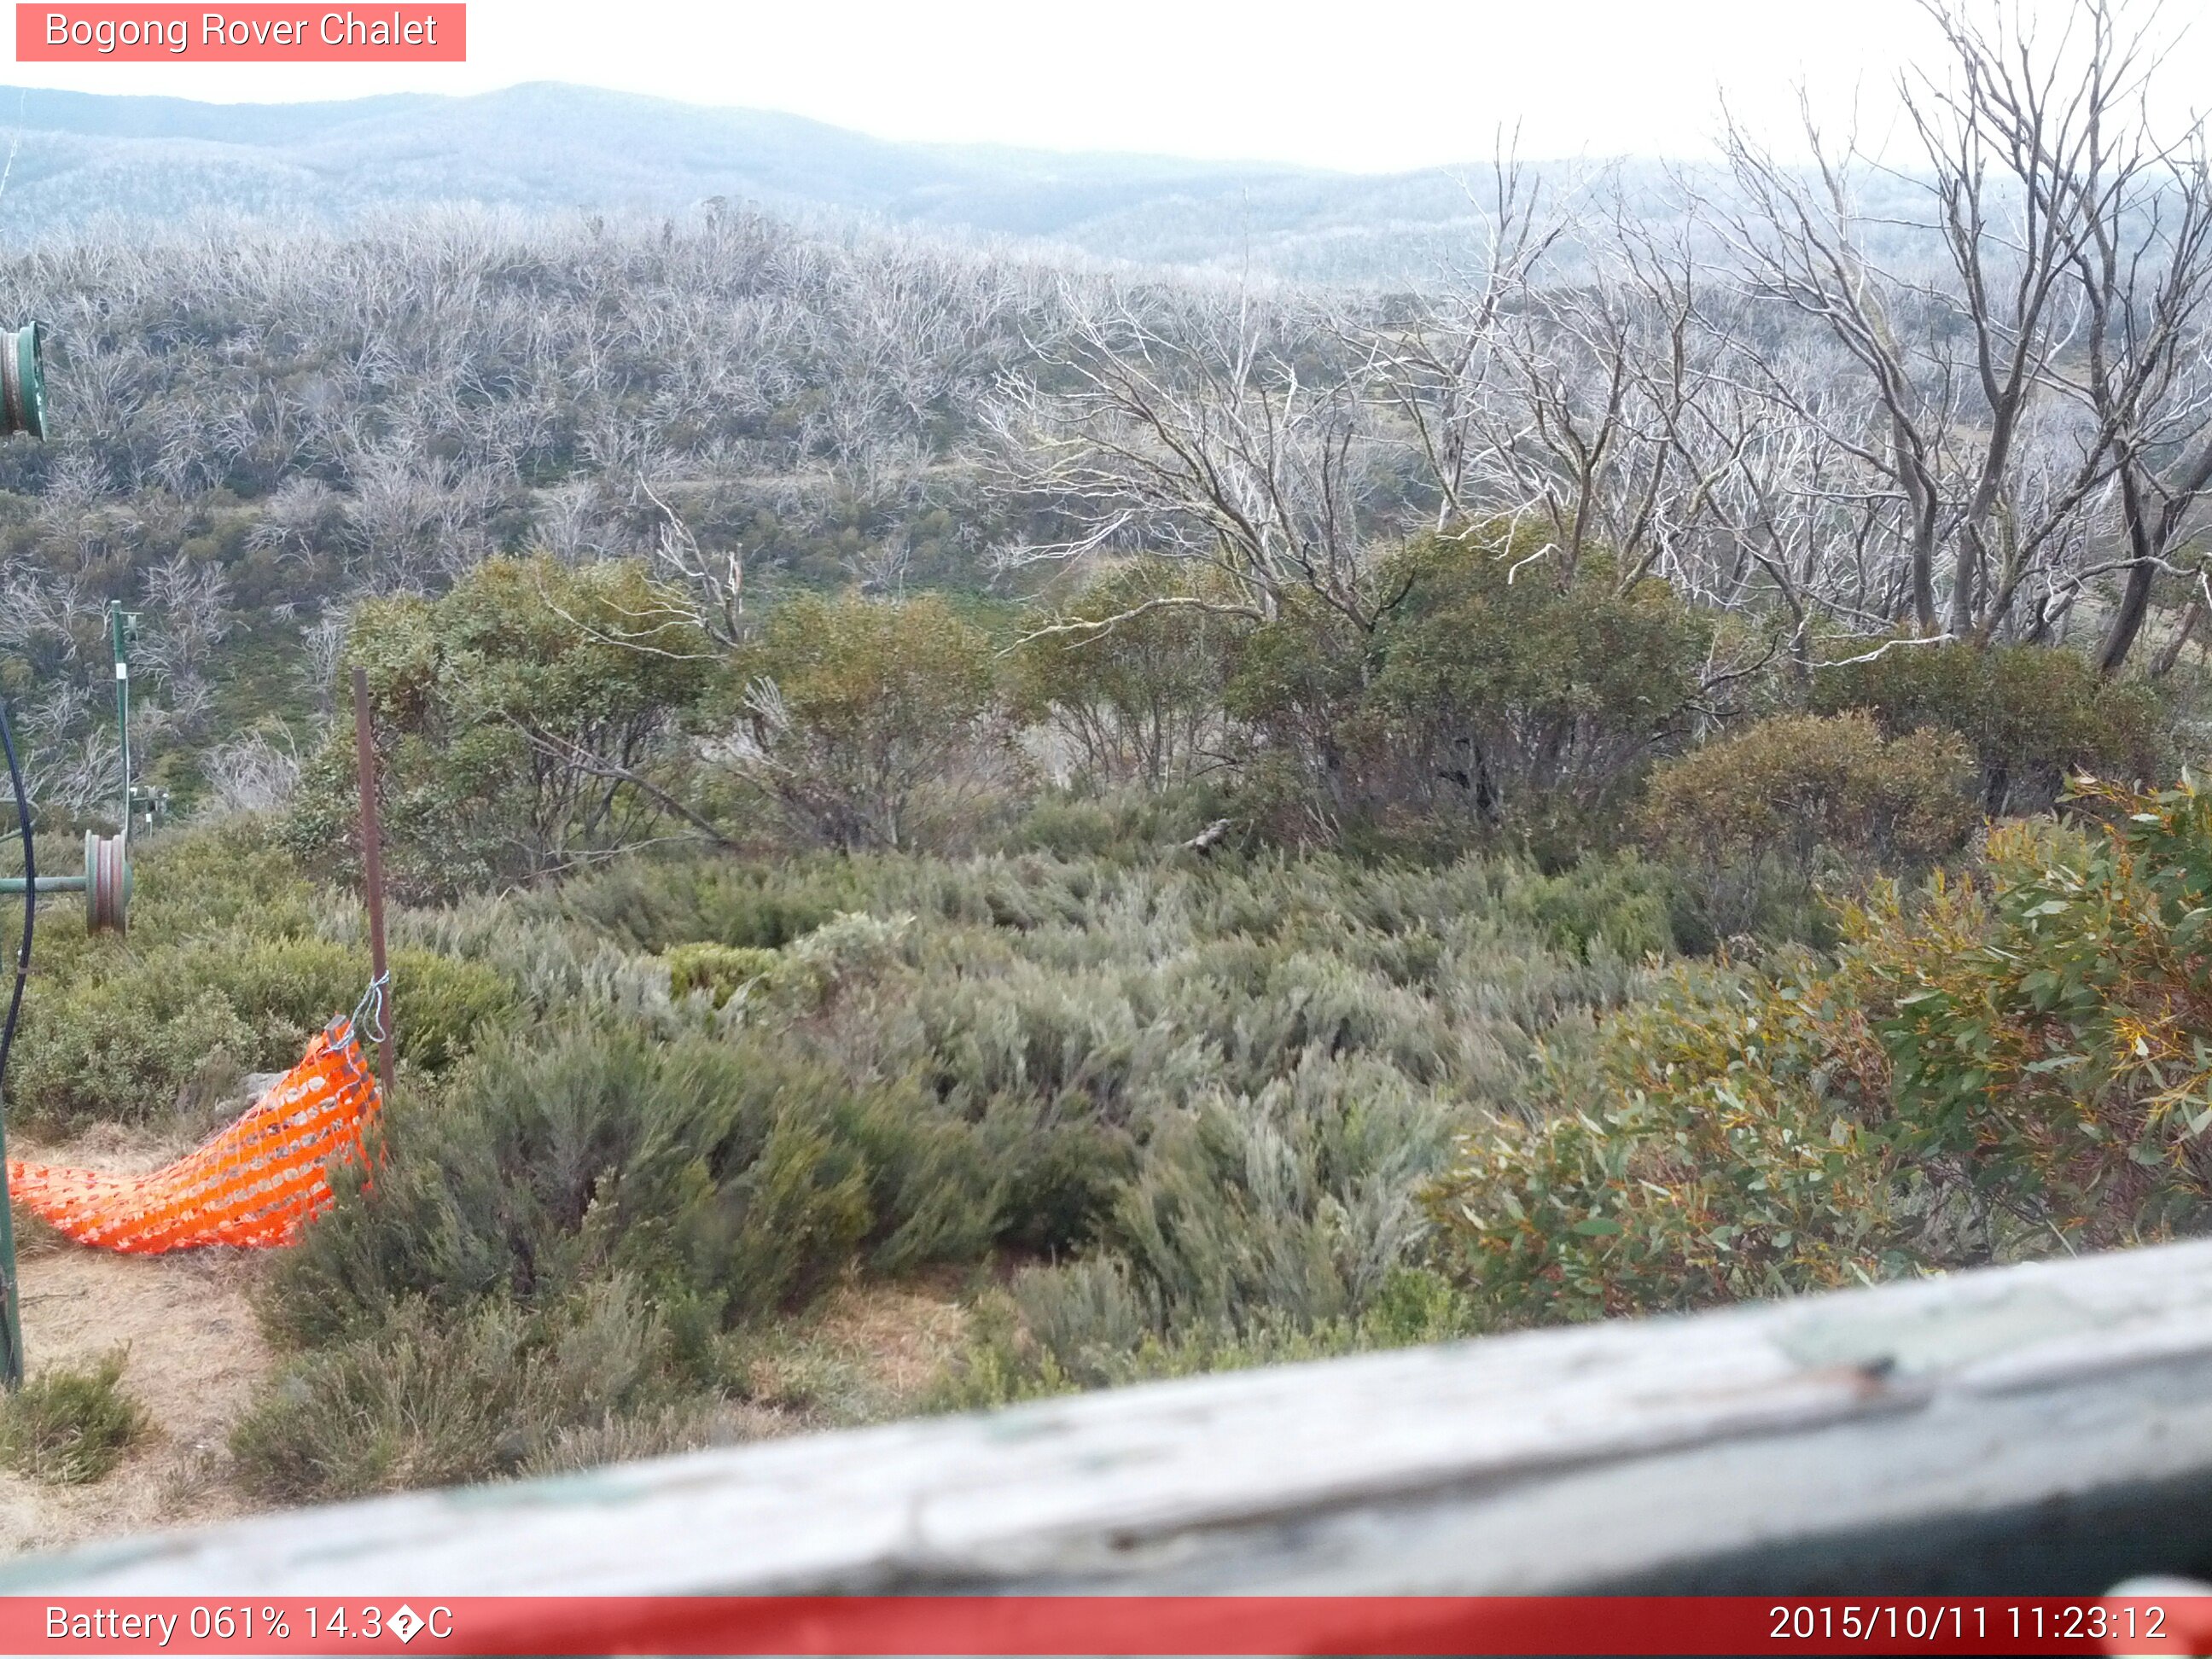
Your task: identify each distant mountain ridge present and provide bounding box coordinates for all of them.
[0,81,1513,281]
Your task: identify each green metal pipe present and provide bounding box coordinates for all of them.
[0,876,84,894]
[0,322,52,1395]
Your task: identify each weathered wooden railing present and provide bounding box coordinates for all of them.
[10,1238,2212,1594]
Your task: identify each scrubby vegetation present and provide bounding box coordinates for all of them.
[44,812,1658,1497]
[1432,778,2212,1321]
[7,0,2212,1519]
[9,532,2211,1507]
[1,1351,146,1486]
[1637,711,1977,940]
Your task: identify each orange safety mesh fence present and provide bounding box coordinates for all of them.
[5,1013,381,1254]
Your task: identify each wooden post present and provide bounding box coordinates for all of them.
[27,1236,2212,1596]
[351,668,394,1098]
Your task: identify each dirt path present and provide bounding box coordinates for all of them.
[0,1129,973,1559]
[0,1126,274,1558]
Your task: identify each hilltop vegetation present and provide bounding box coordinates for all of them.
[0,83,1832,283]
[7,0,2212,1512]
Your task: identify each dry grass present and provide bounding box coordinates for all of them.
[0,1125,274,1557]
[735,1273,972,1425]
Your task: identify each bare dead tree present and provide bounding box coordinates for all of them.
[991,282,1390,631]
[1358,154,1566,533]
[201,729,303,814]
[139,553,233,716]
[1975,3,2212,672]
[638,470,747,649]
[1703,0,2212,666]
[1479,201,1758,595]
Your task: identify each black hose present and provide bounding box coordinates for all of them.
[0,698,30,1103]
[0,701,28,1388]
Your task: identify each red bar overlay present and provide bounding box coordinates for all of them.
[4,1596,2212,1655]
[16,5,464,61]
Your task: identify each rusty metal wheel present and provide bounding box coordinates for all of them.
[84,830,129,934]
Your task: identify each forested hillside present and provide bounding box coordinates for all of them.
[0,81,1568,282]
[6,0,2212,1529]
[0,203,1066,814]
[0,83,1954,283]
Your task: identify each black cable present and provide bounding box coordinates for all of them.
[0,698,30,1385]
[0,698,29,1105]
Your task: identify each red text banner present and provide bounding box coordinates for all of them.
[16,5,464,61]
[4,1596,2212,1656]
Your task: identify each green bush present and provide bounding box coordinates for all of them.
[935,1260,1476,1410]
[1498,854,1680,963]
[1428,966,1904,1324]
[1224,527,1709,851]
[1854,781,2212,1245]
[387,951,515,1070]
[285,556,713,900]
[1808,641,2166,813]
[1639,712,1976,935]
[731,592,1011,852]
[231,1280,682,1501]
[0,819,319,1126]
[257,1022,989,1349]
[1221,599,1376,843]
[116,816,324,941]
[9,977,260,1129]
[998,788,1229,862]
[1109,1055,1458,1330]
[665,942,780,1008]
[1011,560,1242,790]
[537,856,857,953]
[1431,776,2212,1325]
[1365,533,1709,836]
[2,1350,147,1485]
[5,860,509,1128]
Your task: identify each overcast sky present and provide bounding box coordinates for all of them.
[9,0,2209,172]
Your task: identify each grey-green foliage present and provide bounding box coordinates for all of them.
[256,1019,981,1349]
[303,841,1652,1333]
[230,1278,692,1501]
[25,819,1666,1499]
[548,847,1660,1381]
[934,1257,1476,1409]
